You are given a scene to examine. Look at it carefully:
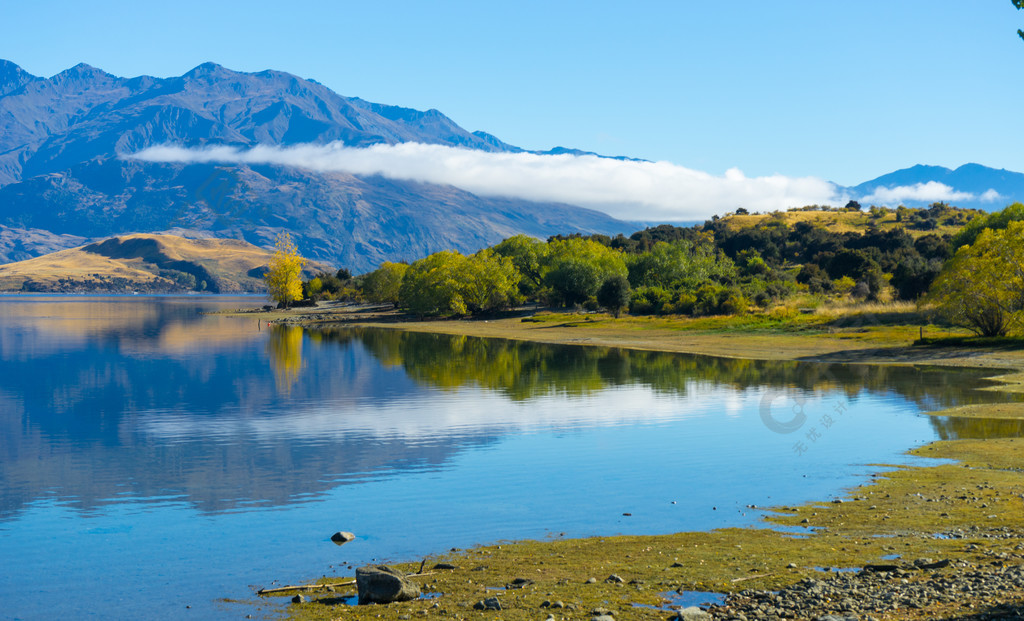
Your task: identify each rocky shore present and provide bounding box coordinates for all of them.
[704,549,1024,620]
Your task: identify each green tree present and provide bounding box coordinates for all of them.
[399,250,521,317]
[929,222,1024,337]
[361,262,408,307]
[459,249,523,313]
[951,202,1024,249]
[542,238,628,306]
[627,240,736,289]
[597,274,631,318]
[492,234,548,296]
[264,232,305,308]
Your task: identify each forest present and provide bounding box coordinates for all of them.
[294,202,1024,338]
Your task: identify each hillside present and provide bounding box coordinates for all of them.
[0,233,331,293]
[0,60,632,272]
[717,204,982,240]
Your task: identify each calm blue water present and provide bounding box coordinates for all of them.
[0,296,1019,620]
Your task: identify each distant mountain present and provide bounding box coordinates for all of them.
[0,60,632,271]
[845,163,1024,211]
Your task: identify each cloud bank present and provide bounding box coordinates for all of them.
[860,181,1001,206]
[129,142,839,222]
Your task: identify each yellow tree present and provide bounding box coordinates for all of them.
[264,232,305,308]
[928,222,1024,337]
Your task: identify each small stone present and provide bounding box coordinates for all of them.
[606,574,625,583]
[330,531,356,545]
[585,577,598,584]
[291,594,305,604]
[551,600,566,608]
[787,563,798,569]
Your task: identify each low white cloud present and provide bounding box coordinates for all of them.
[860,181,976,206]
[128,142,839,221]
[979,188,1003,202]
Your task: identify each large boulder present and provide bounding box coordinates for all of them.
[355,565,421,605]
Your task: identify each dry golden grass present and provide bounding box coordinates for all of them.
[0,233,332,291]
[719,208,970,239]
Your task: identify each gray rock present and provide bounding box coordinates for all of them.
[432,562,457,570]
[585,577,598,584]
[473,597,502,611]
[330,531,356,545]
[506,577,534,589]
[675,606,711,620]
[291,594,305,604]
[606,574,625,583]
[355,565,421,605]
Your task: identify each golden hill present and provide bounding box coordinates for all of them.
[0,234,332,293]
[718,205,982,239]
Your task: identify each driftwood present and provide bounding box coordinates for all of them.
[256,571,437,596]
[257,580,355,596]
[731,573,772,583]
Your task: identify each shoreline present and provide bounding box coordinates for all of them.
[245,306,1024,620]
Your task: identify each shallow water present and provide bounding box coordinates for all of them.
[0,296,1019,620]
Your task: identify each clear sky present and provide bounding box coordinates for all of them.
[2,1,1022,187]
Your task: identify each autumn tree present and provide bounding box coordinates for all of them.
[264,232,305,308]
[928,222,1024,337]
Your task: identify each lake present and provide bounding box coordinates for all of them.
[1,296,1021,620]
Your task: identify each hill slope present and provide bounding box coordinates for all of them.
[0,60,632,272]
[0,233,331,293]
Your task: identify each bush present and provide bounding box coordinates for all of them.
[629,286,672,315]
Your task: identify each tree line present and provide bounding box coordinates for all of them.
[278,202,1024,337]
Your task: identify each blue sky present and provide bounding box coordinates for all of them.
[3,1,1022,188]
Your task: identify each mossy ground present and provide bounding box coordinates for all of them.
[229,305,1024,620]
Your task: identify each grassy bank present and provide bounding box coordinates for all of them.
[237,305,1024,620]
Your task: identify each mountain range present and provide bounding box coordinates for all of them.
[0,60,631,271]
[1,59,1023,271]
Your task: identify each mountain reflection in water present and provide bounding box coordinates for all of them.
[3,298,1020,521]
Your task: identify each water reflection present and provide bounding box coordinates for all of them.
[316,326,1020,414]
[930,415,1024,440]
[1,298,1022,524]
[268,324,304,394]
